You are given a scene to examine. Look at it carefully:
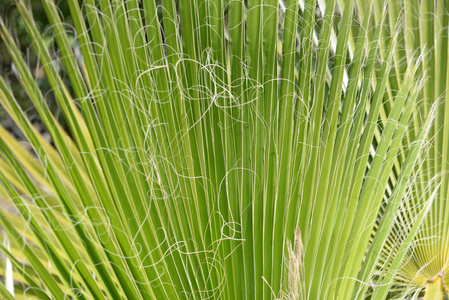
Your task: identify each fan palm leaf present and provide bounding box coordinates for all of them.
[0,0,443,299]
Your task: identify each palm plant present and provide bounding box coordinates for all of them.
[0,0,446,299]
[374,1,449,298]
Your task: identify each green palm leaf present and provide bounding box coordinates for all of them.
[0,0,444,299]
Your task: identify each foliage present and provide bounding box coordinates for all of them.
[0,0,447,299]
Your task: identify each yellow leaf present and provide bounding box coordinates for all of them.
[423,273,447,300]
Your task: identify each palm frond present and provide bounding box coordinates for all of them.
[0,0,443,299]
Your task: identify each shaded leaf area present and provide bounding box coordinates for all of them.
[0,0,72,140]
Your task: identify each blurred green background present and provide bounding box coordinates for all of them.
[0,0,72,137]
